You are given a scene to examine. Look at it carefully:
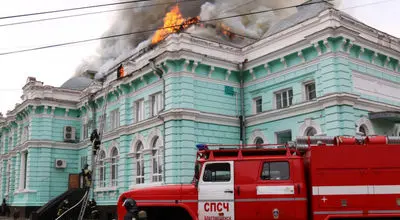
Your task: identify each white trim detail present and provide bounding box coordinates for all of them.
[355,117,375,136]
[256,185,294,195]
[249,129,268,144]
[146,128,163,151]
[312,185,400,195]
[298,118,323,136]
[130,133,147,154]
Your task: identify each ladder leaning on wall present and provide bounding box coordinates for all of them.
[77,85,111,220]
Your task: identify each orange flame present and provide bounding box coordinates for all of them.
[151,5,199,44]
[220,23,235,40]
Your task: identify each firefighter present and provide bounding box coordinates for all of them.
[138,210,147,220]
[57,199,70,217]
[81,164,92,189]
[123,198,139,220]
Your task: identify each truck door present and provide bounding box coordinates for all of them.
[256,160,295,220]
[198,161,234,220]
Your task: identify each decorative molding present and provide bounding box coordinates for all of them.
[248,129,268,144]
[146,128,164,150]
[246,92,400,127]
[355,117,375,135]
[298,118,323,136]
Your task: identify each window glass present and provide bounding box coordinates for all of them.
[203,163,231,182]
[261,162,290,180]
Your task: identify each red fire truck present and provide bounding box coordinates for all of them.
[117,135,400,220]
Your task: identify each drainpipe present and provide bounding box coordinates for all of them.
[238,60,247,148]
[149,59,166,183]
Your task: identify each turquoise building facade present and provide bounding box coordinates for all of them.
[1,1,400,218]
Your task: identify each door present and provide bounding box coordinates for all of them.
[198,161,234,220]
[257,160,295,220]
[68,174,80,189]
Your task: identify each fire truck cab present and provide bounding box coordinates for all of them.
[117,136,400,220]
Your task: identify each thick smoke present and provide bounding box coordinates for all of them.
[75,0,342,79]
[75,0,209,77]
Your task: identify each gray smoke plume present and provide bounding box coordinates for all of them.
[74,0,342,79]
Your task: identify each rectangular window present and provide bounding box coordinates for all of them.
[261,161,290,180]
[305,82,316,101]
[275,89,293,109]
[151,93,163,117]
[276,130,292,144]
[203,163,231,182]
[99,114,106,132]
[8,137,12,150]
[83,123,88,139]
[135,99,145,122]
[19,151,28,189]
[22,126,29,142]
[80,156,88,169]
[253,97,262,114]
[110,109,120,130]
[6,161,10,194]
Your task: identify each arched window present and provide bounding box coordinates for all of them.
[136,142,144,184]
[359,125,368,136]
[151,137,163,182]
[110,147,119,187]
[98,150,106,188]
[305,127,317,136]
[254,137,264,148]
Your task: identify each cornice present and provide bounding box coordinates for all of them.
[246,92,400,127]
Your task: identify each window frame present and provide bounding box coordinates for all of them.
[110,147,119,187]
[151,137,163,183]
[135,99,145,122]
[135,142,145,184]
[110,109,120,130]
[202,162,232,182]
[253,97,262,114]
[150,92,163,117]
[260,161,290,181]
[275,88,293,109]
[304,81,316,101]
[98,150,106,188]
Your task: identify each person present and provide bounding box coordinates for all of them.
[57,199,70,217]
[87,199,99,219]
[138,210,147,220]
[123,198,138,220]
[81,164,92,189]
[1,198,10,217]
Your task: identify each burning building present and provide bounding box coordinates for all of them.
[1,0,400,218]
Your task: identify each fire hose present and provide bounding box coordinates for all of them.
[54,190,89,220]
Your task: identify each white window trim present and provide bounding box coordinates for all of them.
[355,117,375,136]
[110,109,120,131]
[274,88,294,109]
[252,96,262,114]
[303,80,316,101]
[135,142,145,184]
[150,92,163,117]
[18,151,28,190]
[274,129,293,144]
[134,99,145,123]
[110,147,119,187]
[97,150,107,188]
[151,137,163,183]
[6,160,11,195]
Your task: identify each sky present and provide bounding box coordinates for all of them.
[0,0,399,115]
